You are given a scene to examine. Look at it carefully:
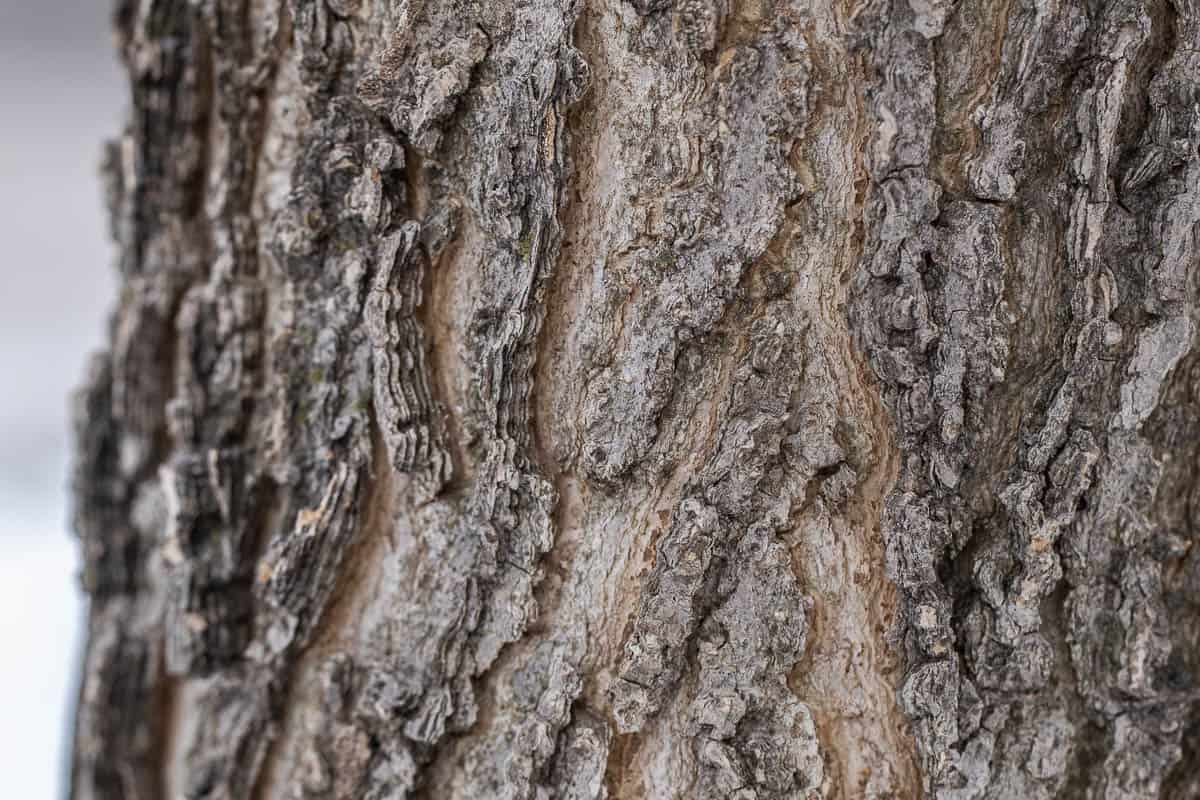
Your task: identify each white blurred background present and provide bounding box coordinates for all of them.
[0,2,123,795]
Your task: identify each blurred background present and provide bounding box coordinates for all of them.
[0,2,123,795]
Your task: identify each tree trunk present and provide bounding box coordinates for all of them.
[68,0,1200,797]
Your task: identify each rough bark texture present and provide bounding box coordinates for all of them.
[68,0,1200,798]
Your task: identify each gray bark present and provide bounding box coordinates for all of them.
[68,0,1200,798]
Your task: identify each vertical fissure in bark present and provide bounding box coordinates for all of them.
[783,4,922,793]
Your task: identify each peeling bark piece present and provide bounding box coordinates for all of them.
[365,221,452,497]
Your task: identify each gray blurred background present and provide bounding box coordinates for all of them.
[0,2,123,794]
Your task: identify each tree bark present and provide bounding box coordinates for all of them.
[68,0,1200,797]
